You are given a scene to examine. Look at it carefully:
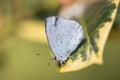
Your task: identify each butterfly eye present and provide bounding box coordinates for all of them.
[60,61,66,65]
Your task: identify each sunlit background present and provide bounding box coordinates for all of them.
[0,0,120,80]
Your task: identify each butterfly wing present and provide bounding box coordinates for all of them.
[45,16,85,62]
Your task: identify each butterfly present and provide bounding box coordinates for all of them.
[45,16,86,64]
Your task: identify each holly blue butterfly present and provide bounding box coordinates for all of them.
[45,16,86,64]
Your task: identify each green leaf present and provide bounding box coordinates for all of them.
[113,3,120,29]
[59,0,119,73]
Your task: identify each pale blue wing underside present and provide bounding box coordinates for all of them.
[45,16,85,63]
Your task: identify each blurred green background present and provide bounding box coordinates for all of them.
[0,0,120,80]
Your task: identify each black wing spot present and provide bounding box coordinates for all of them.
[55,17,58,26]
